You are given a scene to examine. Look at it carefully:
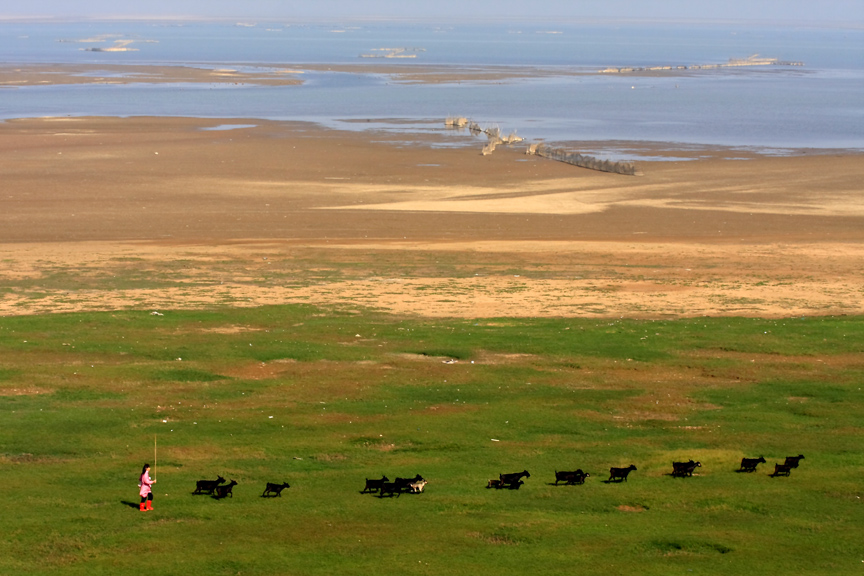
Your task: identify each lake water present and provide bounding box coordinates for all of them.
[1,21,863,152]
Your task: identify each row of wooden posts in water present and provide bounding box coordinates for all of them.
[444,116,638,176]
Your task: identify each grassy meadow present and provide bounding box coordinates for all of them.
[1,306,863,575]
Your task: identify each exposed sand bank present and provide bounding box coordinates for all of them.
[0,64,304,87]
[0,62,711,88]
[1,116,862,318]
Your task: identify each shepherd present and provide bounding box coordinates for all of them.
[138,463,156,512]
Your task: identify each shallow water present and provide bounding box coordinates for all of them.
[199,124,258,131]
[2,21,863,151]
[3,21,862,69]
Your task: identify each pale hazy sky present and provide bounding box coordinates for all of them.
[3,0,863,24]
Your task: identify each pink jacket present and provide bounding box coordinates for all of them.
[139,471,153,497]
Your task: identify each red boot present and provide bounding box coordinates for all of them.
[139,502,146,512]
[145,500,153,511]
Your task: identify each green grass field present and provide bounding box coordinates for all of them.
[1,306,863,575]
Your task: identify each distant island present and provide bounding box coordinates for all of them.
[600,54,804,74]
[360,47,426,59]
[57,34,157,53]
[83,39,139,52]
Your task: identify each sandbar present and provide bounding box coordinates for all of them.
[0,61,757,88]
[0,64,304,87]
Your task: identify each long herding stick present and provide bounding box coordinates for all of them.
[154,435,157,480]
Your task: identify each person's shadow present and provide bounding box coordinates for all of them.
[120,500,140,509]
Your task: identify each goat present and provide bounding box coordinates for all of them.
[499,470,530,485]
[394,475,425,491]
[569,471,590,485]
[739,456,766,473]
[554,470,589,485]
[487,478,524,490]
[378,482,402,498]
[771,463,792,477]
[262,482,290,497]
[408,480,428,494]
[784,455,805,468]
[193,475,225,494]
[213,480,238,499]
[362,475,389,493]
[608,465,637,482]
[671,460,701,477]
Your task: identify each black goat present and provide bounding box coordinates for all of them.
[608,465,637,482]
[193,475,225,494]
[362,476,389,493]
[499,470,530,485]
[739,456,766,473]
[213,480,238,499]
[262,482,290,497]
[379,482,402,498]
[784,455,805,468]
[488,479,524,490]
[771,463,793,477]
[394,475,425,491]
[671,460,701,477]
[554,470,590,485]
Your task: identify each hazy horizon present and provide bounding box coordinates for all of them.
[2,0,863,27]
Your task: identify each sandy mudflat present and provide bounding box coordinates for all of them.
[0,62,792,88]
[1,116,862,318]
[0,64,304,86]
[0,63,592,87]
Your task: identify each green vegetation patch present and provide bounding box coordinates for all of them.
[0,307,862,575]
[0,367,20,381]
